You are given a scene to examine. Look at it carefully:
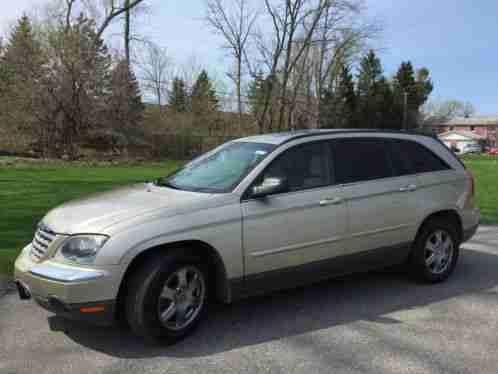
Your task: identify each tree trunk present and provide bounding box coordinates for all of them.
[124,0,131,66]
[236,57,242,135]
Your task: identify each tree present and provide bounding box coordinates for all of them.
[392,62,433,129]
[191,70,219,115]
[376,76,395,129]
[421,99,475,124]
[311,0,381,125]
[1,15,45,138]
[33,15,112,157]
[247,71,266,116]
[95,0,146,41]
[320,64,357,128]
[106,59,144,130]
[169,77,188,112]
[267,0,330,130]
[415,67,433,108]
[356,50,383,128]
[137,42,171,115]
[205,0,258,131]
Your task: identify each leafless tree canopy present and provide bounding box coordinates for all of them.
[136,42,172,114]
[205,0,259,130]
[0,0,384,159]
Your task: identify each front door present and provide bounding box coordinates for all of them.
[241,141,349,292]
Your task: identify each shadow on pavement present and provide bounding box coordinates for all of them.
[49,247,498,358]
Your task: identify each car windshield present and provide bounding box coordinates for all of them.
[157,142,275,193]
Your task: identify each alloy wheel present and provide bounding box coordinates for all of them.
[424,229,454,275]
[157,266,206,331]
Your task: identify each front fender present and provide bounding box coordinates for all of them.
[95,202,244,281]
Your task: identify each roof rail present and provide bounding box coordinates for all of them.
[279,128,437,145]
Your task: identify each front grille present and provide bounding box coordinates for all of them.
[30,225,57,262]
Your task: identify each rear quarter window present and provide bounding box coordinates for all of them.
[394,139,452,174]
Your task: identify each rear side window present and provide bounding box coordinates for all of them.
[333,139,392,184]
[394,140,451,174]
[389,140,414,176]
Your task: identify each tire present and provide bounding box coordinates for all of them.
[410,219,460,283]
[125,250,208,345]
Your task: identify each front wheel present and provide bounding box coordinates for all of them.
[125,252,208,344]
[410,219,460,283]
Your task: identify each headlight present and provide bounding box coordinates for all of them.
[55,235,109,264]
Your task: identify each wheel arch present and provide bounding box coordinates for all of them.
[115,239,230,323]
[416,209,463,244]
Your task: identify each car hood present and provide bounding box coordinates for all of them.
[42,183,217,235]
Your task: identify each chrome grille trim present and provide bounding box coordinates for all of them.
[30,224,57,262]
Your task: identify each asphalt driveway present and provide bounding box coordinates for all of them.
[2,226,498,374]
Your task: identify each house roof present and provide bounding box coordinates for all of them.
[435,116,498,127]
[439,130,486,140]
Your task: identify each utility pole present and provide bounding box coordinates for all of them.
[402,91,408,130]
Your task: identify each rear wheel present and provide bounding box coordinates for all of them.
[410,219,460,283]
[125,251,208,344]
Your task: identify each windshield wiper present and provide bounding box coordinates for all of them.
[154,178,181,190]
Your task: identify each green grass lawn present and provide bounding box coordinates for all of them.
[1,155,497,276]
[0,160,180,275]
[460,154,498,225]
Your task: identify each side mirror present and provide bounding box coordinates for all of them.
[251,177,287,198]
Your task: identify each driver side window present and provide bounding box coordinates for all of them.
[262,142,330,193]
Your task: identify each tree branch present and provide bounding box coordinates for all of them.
[96,0,145,40]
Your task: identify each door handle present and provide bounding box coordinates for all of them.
[319,197,343,206]
[399,184,417,192]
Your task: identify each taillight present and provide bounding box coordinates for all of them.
[460,169,476,209]
[465,169,475,197]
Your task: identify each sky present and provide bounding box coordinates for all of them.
[1,0,498,114]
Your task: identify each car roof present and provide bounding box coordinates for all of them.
[234,129,434,146]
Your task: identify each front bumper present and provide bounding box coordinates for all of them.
[14,244,120,326]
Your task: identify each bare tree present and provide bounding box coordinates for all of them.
[247,0,380,132]
[178,54,204,93]
[251,0,329,132]
[95,0,146,40]
[205,0,259,131]
[137,42,172,115]
[421,99,476,125]
[65,0,77,31]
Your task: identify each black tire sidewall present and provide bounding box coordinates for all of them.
[129,253,209,344]
[412,220,460,283]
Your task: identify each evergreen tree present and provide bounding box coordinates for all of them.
[1,15,45,139]
[376,77,395,129]
[320,64,357,128]
[356,50,384,128]
[190,70,218,115]
[107,60,144,129]
[336,65,357,128]
[415,67,433,108]
[3,15,44,81]
[169,77,188,112]
[392,62,432,129]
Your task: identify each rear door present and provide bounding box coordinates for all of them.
[333,137,419,257]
